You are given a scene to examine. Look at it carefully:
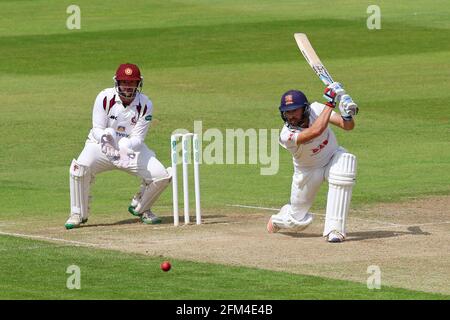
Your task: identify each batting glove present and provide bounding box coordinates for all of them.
[323,82,345,108]
[339,94,359,120]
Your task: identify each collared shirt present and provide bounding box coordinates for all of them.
[279,102,339,170]
[88,88,153,150]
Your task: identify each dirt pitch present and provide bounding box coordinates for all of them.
[1,196,449,296]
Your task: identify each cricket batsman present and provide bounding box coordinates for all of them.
[65,63,172,229]
[267,83,358,242]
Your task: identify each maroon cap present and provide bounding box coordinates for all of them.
[115,63,142,81]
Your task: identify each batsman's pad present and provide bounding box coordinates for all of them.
[132,169,172,214]
[271,204,314,232]
[69,159,92,220]
[323,152,357,237]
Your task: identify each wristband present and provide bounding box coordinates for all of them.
[342,115,353,121]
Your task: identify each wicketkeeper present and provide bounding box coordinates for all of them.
[267,83,358,242]
[65,63,172,229]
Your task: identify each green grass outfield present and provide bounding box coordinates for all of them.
[0,0,449,299]
[0,235,447,300]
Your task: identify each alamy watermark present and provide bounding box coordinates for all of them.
[172,121,280,175]
[66,264,81,290]
[367,5,381,30]
[66,5,81,30]
[367,265,381,289]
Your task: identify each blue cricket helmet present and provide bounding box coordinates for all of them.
[279,90,310,128]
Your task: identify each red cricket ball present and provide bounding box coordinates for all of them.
[161,261,171,272]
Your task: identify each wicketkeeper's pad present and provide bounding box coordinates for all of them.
[69,159,92,220]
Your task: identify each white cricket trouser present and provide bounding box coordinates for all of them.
[77,140,168,183]
[290,147,355,235]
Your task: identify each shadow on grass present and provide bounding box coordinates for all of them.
[81,218,140,228]
[346,226,431,242]
[80,215,228,228]
[278,232,323,238]
[278,226,431,241]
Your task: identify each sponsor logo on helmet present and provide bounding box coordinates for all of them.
[285,95,293,105]
[125,68,133,76]
[145,115,152,121]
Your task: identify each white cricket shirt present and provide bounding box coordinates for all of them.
[279,102,339,170]
[87,88,153,151]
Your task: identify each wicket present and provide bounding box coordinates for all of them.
[170,133,201,226]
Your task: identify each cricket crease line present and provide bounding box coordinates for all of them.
[369,220,450,230]
[227,204,280,211]
[0,229,230,249]
[0,230,101,248]
[228,204,403,227]
[0,244,75,252]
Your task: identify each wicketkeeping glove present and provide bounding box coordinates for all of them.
[101,131,119,157]
[323,82,345,108]
[113,147,135,169]
[113,137,136,168]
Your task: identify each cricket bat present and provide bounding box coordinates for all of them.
[294,33,335,85]
[294,33,358,114]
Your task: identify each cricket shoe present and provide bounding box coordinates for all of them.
[267,213,313,233]
[140,210,162,225]
[327,230,345,243]
[266,217,280,233]
[128,205,141,217]
[65,214,88,230]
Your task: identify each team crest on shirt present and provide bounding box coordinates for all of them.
[285,95,293,105]
[117,126,126,132]
[288,132,295,141]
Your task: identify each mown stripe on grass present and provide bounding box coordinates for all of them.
[1,19,449,75]
[0,235,447,300]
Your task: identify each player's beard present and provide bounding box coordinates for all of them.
[287,114,309,129]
